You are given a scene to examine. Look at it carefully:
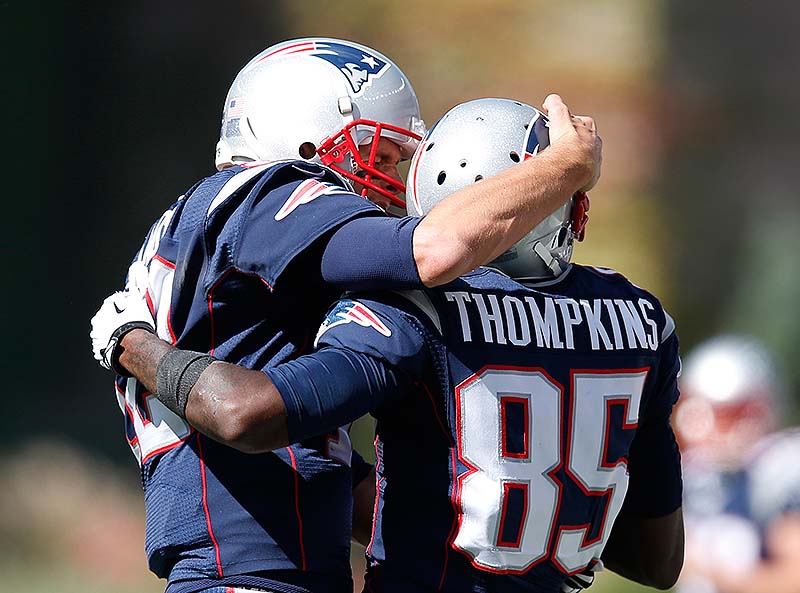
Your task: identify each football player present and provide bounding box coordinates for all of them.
[93,99,681,592]
[673,335,800,593]
[90,38,602,593]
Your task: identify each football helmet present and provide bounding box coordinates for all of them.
[215,38,425,209]
[406,98,588,279]
[674,334,787,467]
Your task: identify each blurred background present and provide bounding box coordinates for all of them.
[4,0,799,591]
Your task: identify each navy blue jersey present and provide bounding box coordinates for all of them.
[113,160,417,593]
[274,264,682,593]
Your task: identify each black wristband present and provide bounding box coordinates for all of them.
[109,321,155,377]
[155,348,217,418]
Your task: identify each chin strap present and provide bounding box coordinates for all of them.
[533,241,564,277]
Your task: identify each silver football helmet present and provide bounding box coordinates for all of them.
[406,98,589,279]
[674,334,788,466]
[215,38,426,209]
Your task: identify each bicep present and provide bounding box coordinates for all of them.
[624,416,683,517]
[321,216,422,291]
[623,333,683,516]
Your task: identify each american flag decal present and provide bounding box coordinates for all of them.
[228,98,246,117]
[315,300,392,345]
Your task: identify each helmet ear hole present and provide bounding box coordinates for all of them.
[509,151,520,163]
[299,142,317,159]
[437,171,447,185]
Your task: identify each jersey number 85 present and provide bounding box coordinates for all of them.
[453,366,648,574]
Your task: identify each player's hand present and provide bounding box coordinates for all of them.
[90,262,155,375]
[560,560,603,593]
[542,94,602,192]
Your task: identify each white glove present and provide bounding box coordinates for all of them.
[90,262,156,375]
[560,560,603,593]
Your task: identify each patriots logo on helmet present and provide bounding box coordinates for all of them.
[523,112,551,159]
[258,40,389,96]
[315,300,392,346]
[309,41,389,96]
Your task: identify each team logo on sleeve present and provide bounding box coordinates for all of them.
[275,179,347,221]
[315,300,392,345]
[255,40,389,96]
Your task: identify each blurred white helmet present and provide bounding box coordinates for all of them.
[406,98,589,279]
[215,38,425,209]
[674,334,787,466]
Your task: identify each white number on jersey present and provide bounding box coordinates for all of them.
[453,366,648,574]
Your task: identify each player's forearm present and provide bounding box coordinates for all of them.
[351,465,377,546]
[118,329,289,453]
[413,140,592,287]
[117,328,171,393]
[602,508,684,590]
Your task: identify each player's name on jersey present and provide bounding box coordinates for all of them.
[445,291,660,351]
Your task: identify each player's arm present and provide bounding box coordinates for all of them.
[322,94,601,289]
[601,327,685,589]
[600,405,684,589]
[413,94,599,286]
[601,409,684,590]
[602,508,684,590]
[114,327,412,455]
[121,308,381,544]
[116,328,290,452]
[351,464,377,546]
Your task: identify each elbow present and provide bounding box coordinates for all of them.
[644,548,684,590]
[214,398,277,454]
[413,227,474,287]
[188,362,289,454]
[646,571,679,591]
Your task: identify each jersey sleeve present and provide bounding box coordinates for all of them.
[321,216,423,291]
[265,295,432,444]
[622,321,683,517]
[230,162,382,287]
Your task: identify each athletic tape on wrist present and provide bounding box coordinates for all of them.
[155,348,217,418]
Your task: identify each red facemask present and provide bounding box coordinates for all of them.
[317,119,422,210]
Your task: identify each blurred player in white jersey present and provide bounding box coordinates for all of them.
[674,334,800,593]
